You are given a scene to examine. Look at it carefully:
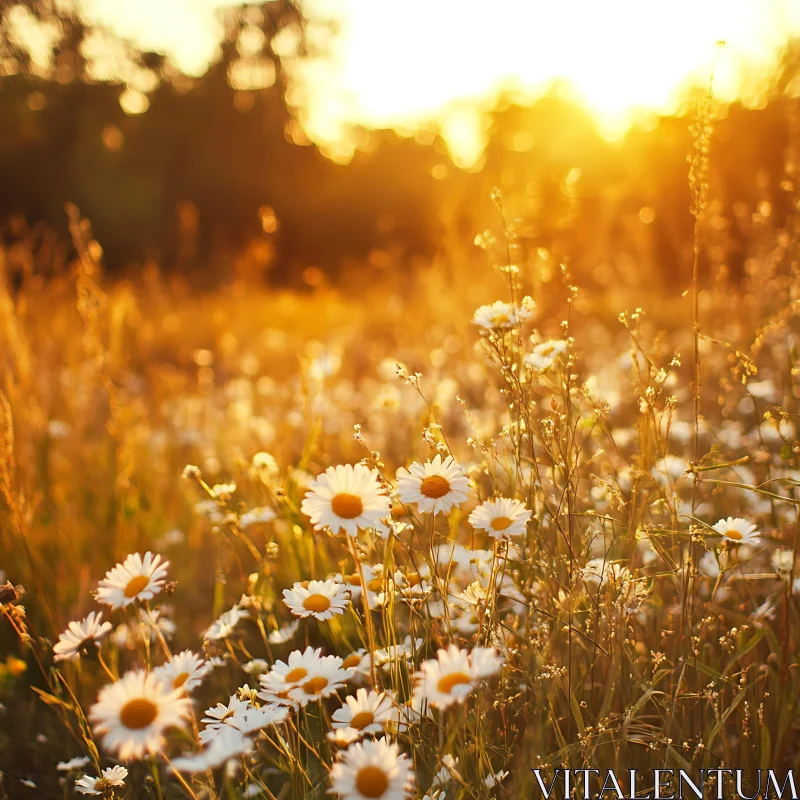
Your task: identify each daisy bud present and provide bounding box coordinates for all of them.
[0,582,20,605]
[181,465,201,480]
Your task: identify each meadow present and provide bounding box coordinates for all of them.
[2,175,800,800]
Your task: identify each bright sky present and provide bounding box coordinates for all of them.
[71,0,800,164]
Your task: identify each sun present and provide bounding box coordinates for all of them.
[77,0,800,165]
[297,0,800,164]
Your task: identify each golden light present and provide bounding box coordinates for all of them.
[298,0,800,164]
[79,0,800,165]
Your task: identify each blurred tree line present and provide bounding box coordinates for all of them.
[1,1,799,290]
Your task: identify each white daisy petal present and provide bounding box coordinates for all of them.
[282,579,351,621]
[89,670,191,760]
[301,464,392,537]
[96,552,169,610]
[53,612,112,662]
[330,737,415,800]
[396,455,470,516]
[468,497,532,540]
[152,650,211,693]
[711,517,759,544]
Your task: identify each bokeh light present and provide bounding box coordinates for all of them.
[76,0,800,164]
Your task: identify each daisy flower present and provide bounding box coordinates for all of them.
[195,499,224,523]
[524,339,568,371]
[153,650,211,693]
[258,646,326,706]
[485,769,510,788]
[96,552,169,610]
[336,564,385,606]
[373,636,423,670]
[56,756,90,772]
[239,506,276,528]
[652,456,690,491]
[328,727,363,746]
[396,455,470,515]
[392,568,434,602]
[89,670,191,760]
[468,497,532,540]
[204,605,248,640]
[772,548,794,573]
[252,451,280,475]
[267,619,300,644]
[388,692,434,733]
[301,463,392,537]
[138,606,176,642]
[332,689,395,737]
[172,726,252,773]
[230,704,289,735]
[287,654,350,707]
[711,517,760,544]
[413,645,502,710]
[469,646,504,678]
[699,550,721,578]
[53,611,113,662]
[472,301,530,331]
[432,754,461,788]
[75,766,128,796]
[282,579,350,621]
[342,648,372,682]
[330,737,414,800]
[243,658,269,676]
[199,695,251,744]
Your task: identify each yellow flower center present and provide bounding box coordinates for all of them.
[173,672,190,689]
[331,493,364,519]
[120,698,158,730]
[492,313,510,326]
[367,577,383,591]
[302,676,329,695]
[124,575,150,598]
[437,671,473,695]
[420,475,450,499]
[350,710,375,730]
[344,572,361,585]
[342,653,362,669]
[355,765,390,798]
[490,516,513,531]
[726,528,742,540]
[303,594,331,613]
[284,667,307,683]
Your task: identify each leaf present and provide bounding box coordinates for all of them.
[760,723,771,772]
[567,685,586,737]
[705,688,748,748]
[31,686,74,711]
[687,659,734,685]
[694,456,750,472]
[723,628,765,676]
[666,744,692,771]
[702,479,800,505]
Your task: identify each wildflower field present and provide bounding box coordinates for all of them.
[2,176,800,800]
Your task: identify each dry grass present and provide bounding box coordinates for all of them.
[1,200,800,799]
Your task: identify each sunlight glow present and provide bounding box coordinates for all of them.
[298,0,800,164]
[79,0,800,165]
